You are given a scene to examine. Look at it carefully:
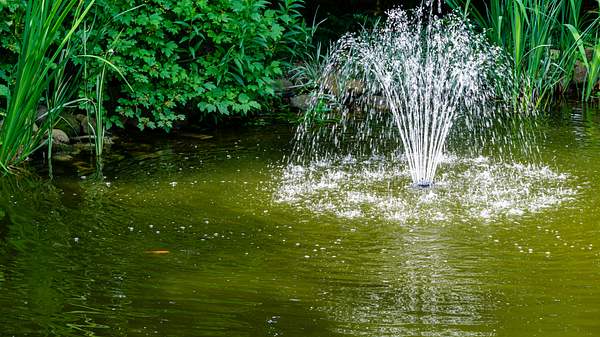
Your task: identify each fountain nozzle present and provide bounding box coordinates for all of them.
[415,181,433,188]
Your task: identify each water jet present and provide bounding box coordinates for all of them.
[290,7,533,186]
[275,6,570,222]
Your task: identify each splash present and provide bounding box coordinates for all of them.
[277,7,575,221]
[290,7,536,186]
[275,156,576,223]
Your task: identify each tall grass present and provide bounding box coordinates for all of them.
[81,54,130,160]
[290,42,331,92]
[447,0,600,106]
[581,3,600,100]
[79,7,138,162]
[0,0,94,173]
[586,40,600,99]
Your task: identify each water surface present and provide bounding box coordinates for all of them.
[1,105,599,336]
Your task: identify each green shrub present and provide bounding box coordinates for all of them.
[0,0,311,131]
[0,0,25,108]
[83,0,311,131]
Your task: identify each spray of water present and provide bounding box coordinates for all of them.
[290,7,536,186]
[275,6,571,223]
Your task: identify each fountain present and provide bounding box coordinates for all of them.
[277,6,575,222]
[290,6,533,187]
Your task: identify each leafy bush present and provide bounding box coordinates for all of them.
[84,0,311,130]
[0,0,311,131]
[0,0,24,107]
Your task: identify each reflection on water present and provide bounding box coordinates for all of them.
[0,106,600,336]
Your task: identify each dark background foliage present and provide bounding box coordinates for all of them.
[0,0,24,106]
[82,0,312,131]
[0,0,312,131]
[0,0,597,130]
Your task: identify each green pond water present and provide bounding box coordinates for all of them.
[1,105,600,337]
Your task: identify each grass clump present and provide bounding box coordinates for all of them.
[447,0,600,106]
[0,0,93,172]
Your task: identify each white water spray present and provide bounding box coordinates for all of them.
[291,7,534,186]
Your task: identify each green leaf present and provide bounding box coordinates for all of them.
[216,101,230,115]
[238,93,250,103]
[0,84,8,98]
[198,102,216,113]
[564,23,589,68]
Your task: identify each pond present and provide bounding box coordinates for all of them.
[1,104,599,337]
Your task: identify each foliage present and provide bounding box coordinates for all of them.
[0,0,311,134]
[579,5,600,100]
[588,42,600,99]
[80,0,311,131]
[290,42,331,92]
[0,0,312,173]
[0,0,24,111]
[301,96,337,125]
[80,21,135,160]
[310,12,380,46]
[0,0,93,172]
[446,0,600,105]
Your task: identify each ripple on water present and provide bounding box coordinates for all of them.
[274,155,577,223]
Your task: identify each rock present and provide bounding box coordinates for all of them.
[273,79,295,96]
[370,95,389,111]
[73,142,95,151]
[53,153,73,162]
[51,129,69,144]
[347,79,365,95]
[53,143,75,153]
[290,94,311,111]
[75,114,86,122]
[81,116,96,135]
[573,60,587,84]
[36,104,48,119]
[72,135,115,145]
[585,47,594,60]
[323,73,340,95]
[180,133,214,140]
[66,145,81,156]
[55,114,80,136]
[573,48,598,85]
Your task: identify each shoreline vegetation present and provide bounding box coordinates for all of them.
[0,0,598,174]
